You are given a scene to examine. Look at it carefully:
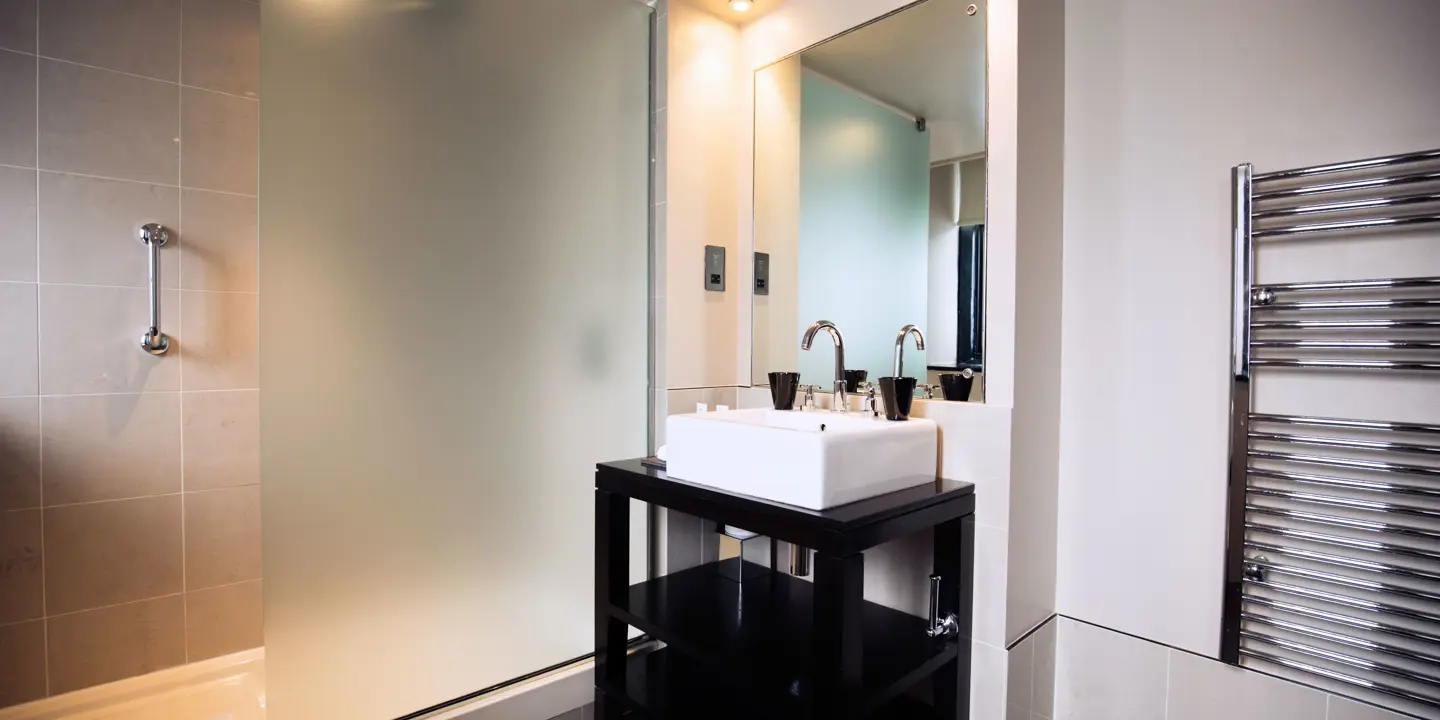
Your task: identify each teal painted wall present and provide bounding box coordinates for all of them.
[797,73,930,387]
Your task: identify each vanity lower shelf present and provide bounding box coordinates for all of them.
[602,558,956,717]
[601,645,941,719]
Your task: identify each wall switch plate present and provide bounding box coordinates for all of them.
[704,245,725,291]
[754,252,769,296]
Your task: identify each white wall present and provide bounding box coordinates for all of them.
[929,163,961,364]
[931,117,987,164]
[1006,0,1064,642]
[665,1,742,390]
[1058,0,1440,657]
[751,55,802,384]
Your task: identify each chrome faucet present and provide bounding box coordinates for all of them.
[893,325,926,378]
[801,320,847,413]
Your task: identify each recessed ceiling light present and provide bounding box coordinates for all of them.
[730,0,752,11]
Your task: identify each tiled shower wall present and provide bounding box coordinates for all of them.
[0,0,260,707]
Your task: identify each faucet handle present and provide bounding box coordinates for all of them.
[801,384,818,409]
[921,384,939,400]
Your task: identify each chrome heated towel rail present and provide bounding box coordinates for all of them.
[1223,148,1440,718]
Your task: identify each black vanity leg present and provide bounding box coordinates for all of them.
[594,489,629,719]
[812,551,864,719]
[934,515,975,720]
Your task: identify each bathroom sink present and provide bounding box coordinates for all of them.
[664,409,937,510]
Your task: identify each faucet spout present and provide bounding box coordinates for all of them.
[801,320,847,412]
[893,325,926,378]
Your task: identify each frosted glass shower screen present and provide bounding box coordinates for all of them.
[259,2,651,718]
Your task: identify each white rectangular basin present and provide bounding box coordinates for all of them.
[664,408,937,510]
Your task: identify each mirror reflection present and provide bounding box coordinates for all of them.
[751,0,987,402]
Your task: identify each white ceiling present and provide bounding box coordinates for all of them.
[798,0,985,137]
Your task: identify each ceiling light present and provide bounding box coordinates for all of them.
[730,0,752,11]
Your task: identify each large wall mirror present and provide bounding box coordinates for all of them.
[751,0,987,402]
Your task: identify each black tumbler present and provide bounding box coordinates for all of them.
[939,372,975,401]
[768,372,800,410]
[878,377,917,421]
[843,369,868,393]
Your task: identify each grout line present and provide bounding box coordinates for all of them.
[1027,627,1037,718]
[0,280,257,295]
[4,389,259,400]
[4,484,259,512]
[35,592,185,623]
[0,165,260,199]
[177,0,188,665]
[1162,649,1171,720]
[0,581,257,633]
[179,83,258,102]
[20,53,259,102]
[34,1,48,696]
[1006,612,1057,651]
[187,577,263,596]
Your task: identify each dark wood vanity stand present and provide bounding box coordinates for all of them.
[594,459,976,719]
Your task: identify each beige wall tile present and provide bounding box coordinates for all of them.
[182,0,259,98]
[0,283,38,397]
[184,486,260,590]
[0,397,40,510]
[0,0,37,54]
[38,0,180,81]
[179,291,257,391]
[38,172,180,287]
[38,60,179,185]
[180,190,257,292]
[1166,647,1326,720]
[39,284,180,395]
[47,594,185,695]
[180,90,256,195]
[183,390,258,491]
[1328,697,1412,720]
[0,167,37,282]
[44,495,183,614]
[0,508,42,624]
[41,393,181,505]
[185,579,262,661]
[0,619,46,707]
[1007,632,1034,716]
[0,51,35,169]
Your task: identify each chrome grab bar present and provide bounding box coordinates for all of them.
[139,223,171,355]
